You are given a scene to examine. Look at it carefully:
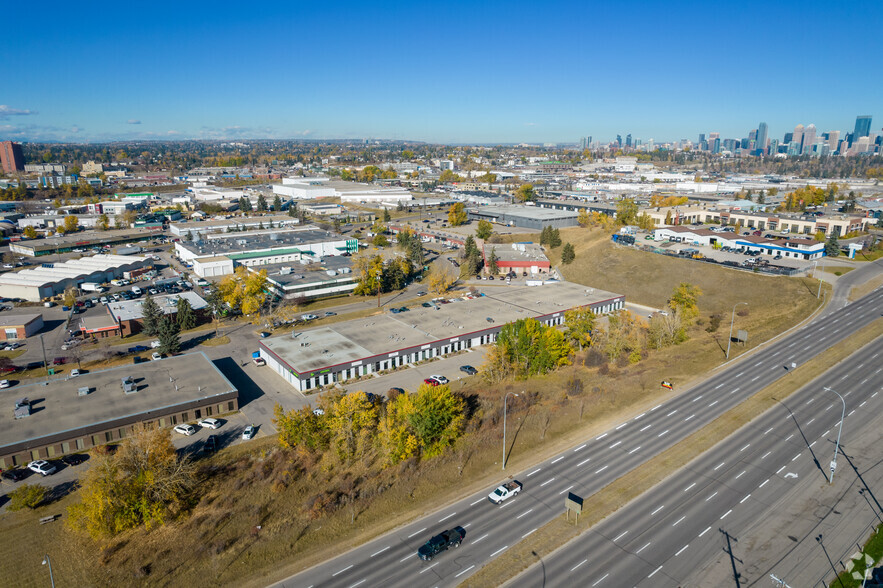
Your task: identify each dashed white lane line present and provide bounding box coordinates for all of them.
[551,456,564,464]
[731,387,741,395]
[418,562,439,574]
[540,478,555,487]
[709,400,719,407]
[672,516,686,526]
[675,544,690,556]
[613,530,629,542]
[522,529,537,539]
[693,395,703,402]
[684,482,696,492]
[785,434,794,441]
[807,418,815,425]
[751,375,760,382]
[609,441,622,449]
[438,512,456,522]
[616,422,628,430]
[640,424,652,432]
[595,433,608,440]
[516,509,533,519]
[792,453,801,462]
[651,404,662,411]
[720,509,732,520]
[634,412,646,420]
[777,465,786,474]
[735,471,746,479]
[825,404,834,411]
[333,565,354,577]
[349,579,367,588]
[591,573,609,586]
[571,559,587,572]
[849,410,856,417]
[666,409,678,417]
[527,468,541,477]
[472,533,489,544]
[657,429,670,437]
[636,542,651,554]
[648,565,663,578]
[577,457,592,467]
[489,546,508,558]
[399,554,414,562]
[740,444,751,452]
[559,485,574,495]
[699,526,712,537]
[713,462,725,471]
[823,429,830,436]
[715,384,724,390]
[762,451,771,459]
[764,427,774,435]
[628,446,641,455]
[595,465,609,474]
[860,401,867,408]
[810,441,817,448]
[574,444,587,452]
[407,527,427,538]
[471,498,485,506]
[455,565,475,578]
[684,414,695,422]
[650,505,665,516]
[740,494,752,504]
[759,479,770,488]
[706,492,718,502]
[805,398,814,405]
[371,546,390,557]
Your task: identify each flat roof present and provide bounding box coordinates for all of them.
[108,291,207,322]
[0,254,149,288]
[262,281,622,375]
[177,227,351,258]
[469,205,579,220]
[170,215,297,230]
[0,313,41,328]
[11,228,155,249]
[484,243,549,263]
[0,352,237,450]
[258,256,354,287]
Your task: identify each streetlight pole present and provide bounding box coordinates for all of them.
[42,554,55,588]
[726,302,748,359]
[813,260,822,298]
[502,391,519,470]
[824,387,845,484]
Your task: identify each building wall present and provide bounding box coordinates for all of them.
[0,141,25,173]
[0,315,44,341]
[193,257,234,277]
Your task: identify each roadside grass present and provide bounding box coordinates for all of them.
[832,526,883,587]
[0,349,26,360]
[854,248,883,262]
[820,266,855,276]
[848,274,883,302]
[200,335,230,347]
[463,319,883,588]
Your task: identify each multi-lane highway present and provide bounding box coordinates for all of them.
[511,339,882,587]
[275,287,882,588]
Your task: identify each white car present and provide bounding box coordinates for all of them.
[301,314,319,321]
[174,424,196,436]
[150,340,161,349]
[151,352,162,361]
[28,460,57,476]
[242,425,256,440]
[70,369,80,377]
[430,375,449,385]
[99,296,109,304]
[4,342,21,351]
[0,380,9,389]
[198,418,221,430]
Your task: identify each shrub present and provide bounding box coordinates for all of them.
[7,483,47,511]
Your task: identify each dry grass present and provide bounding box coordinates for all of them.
[849,274,883,302]
[0,348,26,360]
[463,319,883,588]
[820,266,855,275]
[200,335,231,347]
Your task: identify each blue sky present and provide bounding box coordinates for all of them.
[1,1,879,144]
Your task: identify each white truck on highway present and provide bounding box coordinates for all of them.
[487,480,522,504]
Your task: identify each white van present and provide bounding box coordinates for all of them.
[131,286,142,296]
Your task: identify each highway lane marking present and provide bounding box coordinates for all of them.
[399,554,415,562]
[825,404,834,411]
[736,471,746,479]
[516,509,534,519]
[470,497,486,506]
[348,580,366,588]
[577,457,592,467]
[648,565,663,578]
[613,530,629,542]
[751,375,760,382]
[651,403,662,411]
[666,409,678,417]
[455,565,475,578]
[574,444,587,452]
[699,526,711,537]
[706,492,718,501]
[634,412,646,420]
[860,401,867,407]
[845,390,852,397]
[591,573,608,586]
[333,565,354,577]
[759,479,770,488]
[840,374,849,382]
[764,427,774,435]
[785,434,794,441]
[438,512,456,523]
[407,527,427,538]
[754,360,763,367]
[636,542,651,554]
[873,392,879,398]
[489,546,508,558]
[792,454,801,461]
[527,468,542,477]
[522,529,537,538]
[720,509,732,520]
[628,446,641,455]
[740,494,751,504]
[657,429,669,438]
[571,559,587,572]
[714,384,724,390]
[823,429,830,436]
[713,462,725,471]
[616,422,628,430]
[418,562,439,574]
[736,372,744,377]
[693,395,703,402]
[771,351,780,358]
[640,424,652,432]
[559,485,574,495]
[650,505,665,516]
[595,465,609,474]
[540,478,555,487]
[609,441,622,449]
[860,378,868,385]
[777,466,786,474]
[595,433,608,440]
[551,456,564,464]
[370,546,390,557]
[761,451,771,459]
[684,414,695,422]
[805,398,815,405]
[472,533,489,544]
[672,516,686,526]
[499,500,514,509]
[709,400,719,407]
[675,544,690,556]
[684,482,696,492]
[730,387,741,395]
[807,418,815,425]
[848,410,856,417]
[740,444,750,452]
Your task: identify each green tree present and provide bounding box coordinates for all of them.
[616,198,639,225]
[7,483,47,511]
[448,202,468,226]
[406,384,466,457]
[515,183,535,202]
[157,316,181,355]
[487,247,499,274]
[97,213,110,231]
[563,308,595,350]
[273,404,330,453]
[63,286,78,307]
[140,293,164,336]
[372,233,390,247]
[175,297,196,331]
[353,254,385,297]
[561,242,575,264]
[475,219,493,240]
[62,215,79,234]
[239,196,252,212]
[825,233,841,257]
[383,208,391,222]
[485,318,571,380]
[273,194,282,212]
[23,225,38,239]
[256,194,268,212]
[549,228,562,248]
[668,282,703,322]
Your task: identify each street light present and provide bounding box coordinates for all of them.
[824,387,846,484]
[726,302,748,359]
[502,392,519,470]
[42,555,55,588]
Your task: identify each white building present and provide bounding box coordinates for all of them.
[273,177,413,204]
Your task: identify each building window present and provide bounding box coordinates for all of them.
[62,442,70,453]
[182,412,188,422]
[227,401,235,412]
[206,405,212,416]
[105,432,113,443]
[91,435,100,447]
[47,445,55,457]
[76,438,84,450]
[119,428,126,439]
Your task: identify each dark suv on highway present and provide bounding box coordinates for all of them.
[417,527,466,561]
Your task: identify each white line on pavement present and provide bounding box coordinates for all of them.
[740,494,751,504]
[574,444,587,452]
[407,527,427,538]
[699,526,711,537]
[595,465,609,474]
[609,441,622,449]
[516,509,533,519]
[657,429,669,437]
[713,462,725,471]
[577,457,592,467]
[559,485,574,495]
[684,414,695,422]
[551,456,564,464]
[540,478,555,487]
[684,482,696,492]
[370,546,390,557]
[740,444,750,452]
[473,533,489,544]
[595,433,608,440]
[706,492,718,502]
[455,565,475,578]
[571,560,587,572]
[348,579,367,588]
[666,409,678,417]
[628,446,641,455]
[648,566,663,578]
[651,505,665,515]
[634,412,646,419]
[640,424,652,432]
[709,400,719,407]
[675,544,690,556]
[721,509,732,520]
[591,573,608,586]
[759,479,769,488]
[438,512,456,522]
[471,498,485,506]
[673,516,686,526]
[762,451,771,459]
[489,546,508,558]
[418,562,439,574]
[616,422,628,430]
[636,542,651,554]
[399,554,414,562]
[522,529,536,539]
[613,530,629,542]
[333,565,354,577]
[527,468,541,477]
[735,471,746,479]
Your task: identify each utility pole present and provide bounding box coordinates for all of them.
[726,302,748,359]
[502,391,519,470]
[823,387,846,484]
[39,334,49,382]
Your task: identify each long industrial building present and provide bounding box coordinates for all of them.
[0,254,151,301]
[259,281,625,392]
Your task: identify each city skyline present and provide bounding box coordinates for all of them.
[1,0,881,144]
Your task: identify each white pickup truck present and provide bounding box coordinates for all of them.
[487,480,523,504]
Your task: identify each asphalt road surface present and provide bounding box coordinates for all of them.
[271,288,882,587]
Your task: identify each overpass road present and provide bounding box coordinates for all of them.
[275,287,883,588]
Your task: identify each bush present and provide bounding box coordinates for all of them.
[7,483,47,511]
[706,313,722,333]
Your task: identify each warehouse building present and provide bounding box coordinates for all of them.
[652,226,826,260]
[467,204,579,229]
[273,177,414,203]
[0,254,151,301]
[9,229,159,257]
[483,242,551,275]
[106,291,209,336]
[260,281,625,392]
[0,352,238,469]
[256,256,357,301]
[0,313,44,341]
[169,215,299,237]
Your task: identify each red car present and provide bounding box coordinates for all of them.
[423,378,441,387]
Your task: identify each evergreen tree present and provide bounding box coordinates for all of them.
[176,297,196,331]
[141,294,163,336]
[561,242,575,264]
[157,316,181,356]
[256,194,268,211]
[540,225,551,245]
[549,228,562,248]
[487,247,499,274]
[273,194,282,212]
[824,233,841,257]
[383,208,391,222]
[288,203,296,217]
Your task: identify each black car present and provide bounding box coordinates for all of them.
[460,365,478,375]
[417,527,466,561]
[60,454,88,466]
[202,435,217,454]
[1,467,29,482]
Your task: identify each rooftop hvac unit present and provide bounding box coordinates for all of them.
[280,267,292,275]
[78,387,90,396]
[340,267,351,274]
[326,270,337,276]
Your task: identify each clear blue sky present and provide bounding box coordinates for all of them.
[1,0,879,144]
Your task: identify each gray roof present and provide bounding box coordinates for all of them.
[177,227,344,258]
[468,204,579,220]
[0,313,42,328]
[108,291,207,322]
[260,256,354,288]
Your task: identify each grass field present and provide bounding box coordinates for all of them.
[0,227,850,587]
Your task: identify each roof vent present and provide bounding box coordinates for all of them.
[14,397,31,419]
[78,386,91,396]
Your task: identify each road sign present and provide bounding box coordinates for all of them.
[830,460,837,472]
